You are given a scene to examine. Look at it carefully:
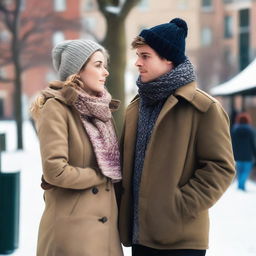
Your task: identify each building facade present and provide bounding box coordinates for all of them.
[1,0,256,118]
[81,0,256,102]
[0,0,80,119]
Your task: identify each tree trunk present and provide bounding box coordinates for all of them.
[102,17,126,136]
[13,45,23,150]
[12,0,23,149]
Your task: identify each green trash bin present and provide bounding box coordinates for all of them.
[0,133,6,152]
[0,171,20,254]
[0,132,20,254]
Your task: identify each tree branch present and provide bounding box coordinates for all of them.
[120,0,141,18]
[0,76,14,83]
[0,58,12,66]
[97,0,108,16]
[0,7,13,31]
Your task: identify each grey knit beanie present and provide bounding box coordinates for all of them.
[52,39,103,81]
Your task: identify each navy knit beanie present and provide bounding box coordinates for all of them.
[139,18,188,65]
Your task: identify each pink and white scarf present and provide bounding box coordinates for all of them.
[72,88,122,182]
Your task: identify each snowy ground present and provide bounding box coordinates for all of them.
[0,120,256,256]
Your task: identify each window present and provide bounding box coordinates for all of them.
[138,0,149,11]
[2,0,11,5]
[224,16,233,38]
[201,27,212,46]
[20,0,26,11]
[202,0,212,7]
[224,48,233,65]
[84,0,95,11]
[0,68,7,79]
[223,0,233,4]
[202,0,213,11]
[177,0,189,10]
[54,0,66,12]
[0,98,4,119]
[82,17,96,32]
[52,31,65,46]
[0,30,10,42]
[239,9,250,70]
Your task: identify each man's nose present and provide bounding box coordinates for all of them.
[135,58,142,67]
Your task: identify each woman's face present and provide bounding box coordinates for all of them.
[79,51,109,96]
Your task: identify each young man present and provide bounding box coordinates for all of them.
[118,18,235,256]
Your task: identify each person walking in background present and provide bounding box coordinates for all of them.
[232,112,256,191]
[118,18,236,256]
[30,39,123,256]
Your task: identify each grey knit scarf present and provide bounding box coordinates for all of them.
[132,58,196,243]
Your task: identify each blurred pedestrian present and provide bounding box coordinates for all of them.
[232,112,256,191]
[30,39,123,256]
[118,18,236,256]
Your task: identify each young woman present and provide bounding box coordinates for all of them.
[31,39,123,256]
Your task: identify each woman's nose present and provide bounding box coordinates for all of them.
[104,68,109,77]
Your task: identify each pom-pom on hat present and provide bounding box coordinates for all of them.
[139,18,188,65]
[52,39,103,81]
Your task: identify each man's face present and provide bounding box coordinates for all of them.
[135,45,174,83]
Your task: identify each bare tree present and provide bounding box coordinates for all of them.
[0,0,23,149]
[96,0,141,134]
[0,0,79,149]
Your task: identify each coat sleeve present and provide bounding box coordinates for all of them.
[37,98,107,189]
[179,102,236,216]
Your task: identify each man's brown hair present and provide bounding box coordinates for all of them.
[131,36,147,49]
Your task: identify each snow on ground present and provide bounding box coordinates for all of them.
[0,120,256,256]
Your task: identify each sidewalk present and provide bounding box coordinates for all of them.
[1,121,256,256]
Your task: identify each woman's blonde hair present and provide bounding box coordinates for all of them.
[30,49,109,120]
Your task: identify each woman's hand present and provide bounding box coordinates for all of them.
[41,175,55,190]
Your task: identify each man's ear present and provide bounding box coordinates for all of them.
[166,60,174,70]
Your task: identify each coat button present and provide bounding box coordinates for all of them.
[98,217,108,223]
[92,187,99,194]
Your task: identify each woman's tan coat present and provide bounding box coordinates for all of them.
[35,86,123,256]
[119,81,235,250]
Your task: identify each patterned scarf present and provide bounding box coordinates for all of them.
[73,88,122,182]
[132,58,196,243]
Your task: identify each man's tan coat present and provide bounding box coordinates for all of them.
[119,82,235,250]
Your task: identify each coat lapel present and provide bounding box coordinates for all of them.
[123,82,197,176]
[153,95,178,131]
[122,99,139,182]
[153,81,197,131]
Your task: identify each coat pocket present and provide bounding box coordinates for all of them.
[142,189,184,245]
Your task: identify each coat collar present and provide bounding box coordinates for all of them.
[128,81,214,114]
[42,81,120,112]
[174,81,196,102]
[174,81,214,113]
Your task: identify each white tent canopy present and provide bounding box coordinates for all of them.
[210,58,256,96]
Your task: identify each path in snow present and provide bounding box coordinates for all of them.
[0,121,255,256]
